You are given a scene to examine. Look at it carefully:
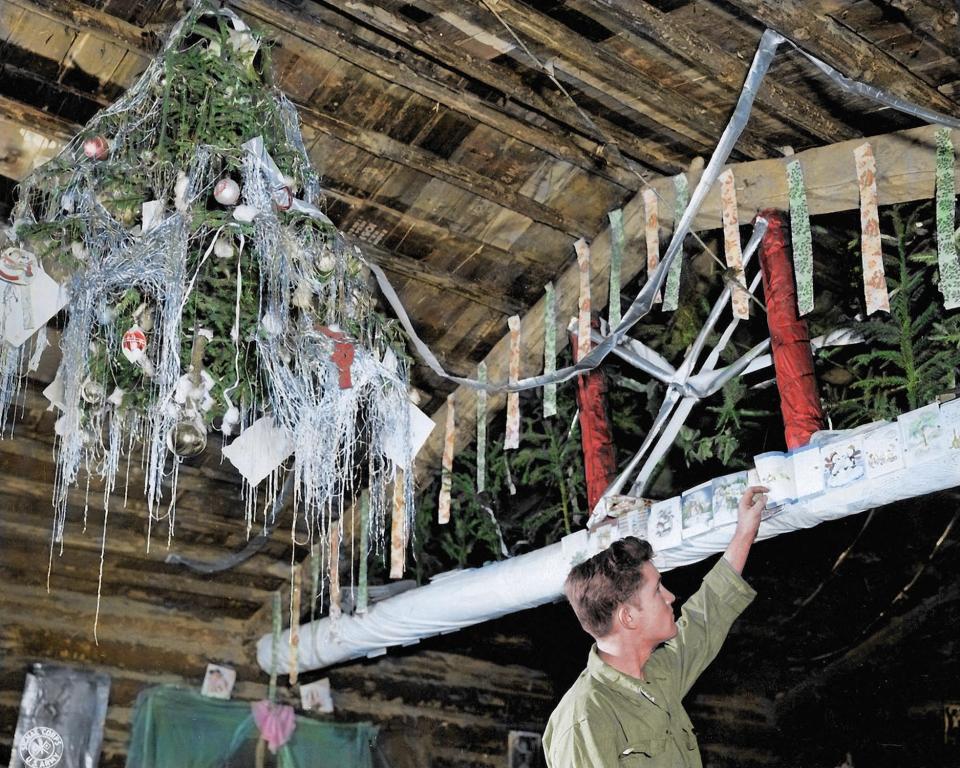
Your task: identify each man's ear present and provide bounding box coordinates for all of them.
[615,602,636,631]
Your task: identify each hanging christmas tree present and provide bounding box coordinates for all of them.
[0,3,415,587]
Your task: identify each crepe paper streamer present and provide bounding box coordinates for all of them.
[853,143,890,315]
[542,283,557,418]
[477,363,488,491]
[288,563,301,684]
[785,159,815,316]
[719,169,749,320]
[935,128,960,310]
[505,315,522,450]
[251,700,297,754]
[642,188,661,304]
[663,174,688,311]
[309,541,320,622]
[390,470,406,579]
[356,490,369,613]
[608,209,624,328]
[758,209,825,449]
[329,519,341,620]
[438,393,455,524]
[269,590,281,701]
[575,239,592,359]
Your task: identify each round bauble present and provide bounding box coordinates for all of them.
[214,178,241,206]
[82,136,110,161]
[80,378,106,405]
[167,417,208,458]
[121,325,147,364]
[213,236,234,259]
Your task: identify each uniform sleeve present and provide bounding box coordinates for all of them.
[544,719,620,768]
[664,556,756,698]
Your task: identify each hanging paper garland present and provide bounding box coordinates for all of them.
[935,128,960,309]
[719,169,749,320]
[329,519,342,620]
[542,284,557,418]
[288,563,301,684]
[476,362,488,490]
[663,174,688,311]
[390,470,406,579]
[356,491,369,612]
[269,591,281,701]
[607,209,624,328]
[505,315,522,450]
[853,142,890,315]
[642,188,661,304]
[309,541,321,622]
[575,239,592,359]
[786,158,815,316]
[438,394,455,524]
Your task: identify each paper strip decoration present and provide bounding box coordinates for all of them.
[935,128,960,309]
[356,491,369,613]
[289,563,301,684]
[575,239,591,359]
[329,518,341,619]
[476,362,487,491]
[854,142,890,315]
[542,283,557,418]
[786,159,814,316]
[719,169,749,319]
[505,315,522,450]
[309,540,320,621]
[438,394,455,523]
[642,188,661,304]
[608,209,624,328]
[390,470,406,579]
[664,174,688,311]
[269,590,281,701]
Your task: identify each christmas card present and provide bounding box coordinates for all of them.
[862,422,905,478]
[791,445,825,498]
[941,398,960,451]
[821,436,866,489]
[899,403,944,466]
[681,481,714,538]
[712,471,748,526]
[647,497,682,550]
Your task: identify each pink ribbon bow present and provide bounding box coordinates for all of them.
[251,700,296,753]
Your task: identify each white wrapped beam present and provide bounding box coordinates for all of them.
[257,448,960,673]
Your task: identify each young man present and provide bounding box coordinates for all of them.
[543,486,768,767]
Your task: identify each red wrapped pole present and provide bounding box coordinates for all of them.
[757,209,825,449]
[572,316,618,510]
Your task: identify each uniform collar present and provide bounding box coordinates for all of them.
[587,643,666,694]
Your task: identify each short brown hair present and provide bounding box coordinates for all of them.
[564,536,653,638]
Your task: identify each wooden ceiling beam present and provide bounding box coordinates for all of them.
[721,0,960,118]
[229,0,641,191]
[570,0,860,145]
[450,0,775,160]
[5,0,159,55]
[313,0,686,174]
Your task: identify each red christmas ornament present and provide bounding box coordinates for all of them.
[82,136,110,161]
[121,325,148,364]
[317,326,355,389]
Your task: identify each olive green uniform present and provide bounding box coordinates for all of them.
[543,557,756,767]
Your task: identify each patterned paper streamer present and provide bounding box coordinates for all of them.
[575,239,592,359]
[664,174,688,311]
[438,393,455,524]
[786,159,815,316]
[642,188,661,304]
[854,143,890,315]
[309,540,320,621]
[608,209,624,328]
[356,490,369,613]
[269,590,281,701]
[477,363,487,491]
[390,469,406,579]
[329,518,341,620]
[289,563,301,684]
[505,315,522,450]
[936,128,960,309]
[719,169,749,319]
[542,283,557,418]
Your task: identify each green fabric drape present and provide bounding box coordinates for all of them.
[126,686,376,768]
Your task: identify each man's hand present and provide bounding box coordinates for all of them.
[723,485,769,575]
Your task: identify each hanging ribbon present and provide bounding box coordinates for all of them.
[505,315,522,449]
[608,209,624,328]
[642,188,661,304]
[936,128,960,310]
[328,519,341,620]
[438,393,455,524]
[575,239,591,359]
[719,169,749,320]
[786,158,814,316]
[853,142,890,315]
[663,174,688,311]
[542,283,557,418]
[269,590,281,701]
[476,363,488,491]
[356,490,369,612]
[309,540,320,622]
[390,470,405,579]
[288,563,301,684]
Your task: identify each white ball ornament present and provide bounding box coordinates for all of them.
[82,136,110,161]
[214,178,241,206]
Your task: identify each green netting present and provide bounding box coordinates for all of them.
[126,686,377,768]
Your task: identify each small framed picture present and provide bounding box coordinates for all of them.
[300,678,334,713]
[201,664,236,700]
[508,730,545,768]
